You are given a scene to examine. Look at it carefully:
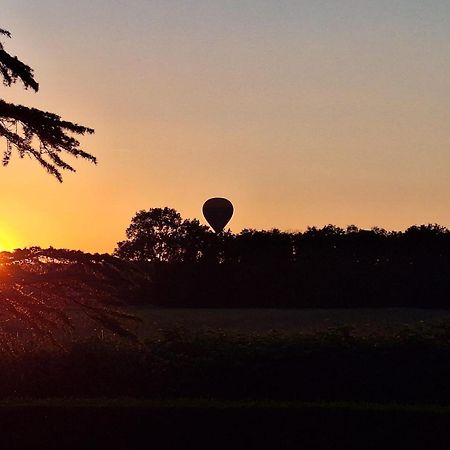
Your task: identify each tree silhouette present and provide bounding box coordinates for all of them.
[0,28,95,181]
[115,208,213,263]
[0,29,131,348]
[0,247,142,349]
[114,216,450,309]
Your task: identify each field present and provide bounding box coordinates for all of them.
[4,307,450,448]
[131,307,450,338]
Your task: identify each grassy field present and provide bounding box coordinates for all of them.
[4,308,450,448]
[130,307,450,338]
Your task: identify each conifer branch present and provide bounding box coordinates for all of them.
[0,27,95,181]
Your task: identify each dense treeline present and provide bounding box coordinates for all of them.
[111,208,450,308]
[5,211,450,309]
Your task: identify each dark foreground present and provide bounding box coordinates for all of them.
[2,324,450,449]
[1,399,449,450]
[131,307,450,338]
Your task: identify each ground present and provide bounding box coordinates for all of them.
[131,307,450,338]
[1,399,449,449]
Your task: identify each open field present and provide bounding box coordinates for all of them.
[130,307,450,338]
[2,311,450,448]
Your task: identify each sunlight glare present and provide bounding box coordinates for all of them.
[0,226,18,252]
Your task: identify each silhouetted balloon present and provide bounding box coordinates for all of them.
[202,198,234,233]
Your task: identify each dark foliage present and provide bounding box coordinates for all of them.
[0,247,142,347]
[2,325,450,404]
[115,209,450,308]
[115,207,213,262]
[0,28,95,180]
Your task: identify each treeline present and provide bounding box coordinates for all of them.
[110,208,450,308]
[131,226,450,308]
[6,209,450,308]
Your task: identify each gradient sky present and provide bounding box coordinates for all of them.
[1,0,450,252]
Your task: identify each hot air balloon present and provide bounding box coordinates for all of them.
[202,197,234,233]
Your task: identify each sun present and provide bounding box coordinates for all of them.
[0,230,18,252]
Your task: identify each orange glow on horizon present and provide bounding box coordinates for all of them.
[2,2,450,252]
[0,231,19,252]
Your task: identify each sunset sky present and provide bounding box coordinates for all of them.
[2,1,450,252]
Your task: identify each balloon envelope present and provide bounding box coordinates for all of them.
[202,198,234,233]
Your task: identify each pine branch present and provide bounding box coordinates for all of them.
[0,100,95,181]
[0,29,11,38]
[0,29,38,91]
[0,26,96,180]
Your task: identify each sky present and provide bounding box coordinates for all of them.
[1,0,450,252]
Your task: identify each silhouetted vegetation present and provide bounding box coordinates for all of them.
[114,208,450,308]
[0,323,450,404]
[0,27,95,180]
[115,207,212,262]
[0,247,141,347]
[0,214,448,446]
[2,209,450,347]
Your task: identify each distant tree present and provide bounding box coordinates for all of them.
[180,216,216,262]
[404,224,449,238]
[115,207,212,263]
[0,28,95,181]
